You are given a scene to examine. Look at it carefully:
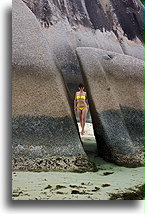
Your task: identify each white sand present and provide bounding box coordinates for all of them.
[12,123,144,200]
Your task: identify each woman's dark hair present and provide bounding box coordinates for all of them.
[78,83,84,88]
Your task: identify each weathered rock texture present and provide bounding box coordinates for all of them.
[22,0,143,92]
[12,0,93,171]
[12,0,144,168]
[77,47,143,167]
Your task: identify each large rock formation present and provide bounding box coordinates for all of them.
[12,0,143,168]
[23,0,143,92]
[77,47,143,167]
[12,0,94,172]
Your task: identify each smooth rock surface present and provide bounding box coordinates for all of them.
[76,47,143,167]
[12,0,89,171]
[23,0,143,93]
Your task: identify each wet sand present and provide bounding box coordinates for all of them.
[12,123,144,200]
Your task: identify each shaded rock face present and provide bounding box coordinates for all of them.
[110,0,143,42]
[12,0,88,171]
[22,0,143,93]
[77,47,143,167]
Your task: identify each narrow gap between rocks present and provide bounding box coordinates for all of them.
[74,109,98,162]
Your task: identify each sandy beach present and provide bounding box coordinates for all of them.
[12,123,144,200]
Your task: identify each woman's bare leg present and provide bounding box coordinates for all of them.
[81,107,88,135]
[77,108,82,128]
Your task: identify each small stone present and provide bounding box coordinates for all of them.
[44,185,52,190]
[56,185,67,189]
[103,172,114,176]
[101,184,111,187]
[56,191,65,194]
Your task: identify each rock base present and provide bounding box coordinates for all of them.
[12,155,97,172]
[101,152,144,168]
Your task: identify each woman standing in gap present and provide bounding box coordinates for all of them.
[74,83,89,135]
